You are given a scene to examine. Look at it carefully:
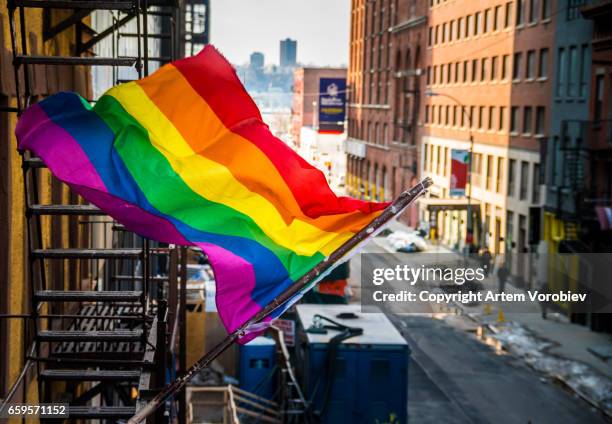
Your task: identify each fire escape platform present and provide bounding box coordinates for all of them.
[67,406,137,419]
[35,290,143,302]
[40,369,141,381]
[30,204,104,216]
[15,55,137,67]
[38,329,144,342]
[12,0,137,10]
[32,248,143,259]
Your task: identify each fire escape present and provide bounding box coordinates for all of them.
[558,119,612,250]
[0,1,200,422]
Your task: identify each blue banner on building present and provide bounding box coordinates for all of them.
[318,77,346,133]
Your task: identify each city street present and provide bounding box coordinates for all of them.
[352,242,608,424]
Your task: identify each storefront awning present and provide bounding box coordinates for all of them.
[418,197,481,211]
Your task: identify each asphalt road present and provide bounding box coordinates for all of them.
[351,242,609,424]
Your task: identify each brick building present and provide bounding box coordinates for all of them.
[291,67,347,147]
[421,0,554,265]
[346,0,428,225]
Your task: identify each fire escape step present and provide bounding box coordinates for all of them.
[13,1,136,10]
[30,204,105,216]
[32,248,142,259]
[40,369,141,381]
[35,290,143,302]
[23,157,46,168]
[67,406,136,419]
[15,55,137,67]
[38,329,143,342]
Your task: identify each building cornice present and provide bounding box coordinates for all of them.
[389,15,427,33]
[349,103,391,110]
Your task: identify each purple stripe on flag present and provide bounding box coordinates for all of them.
[16,104,108,192]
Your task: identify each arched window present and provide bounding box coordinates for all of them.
[394,50,403,140]
[374,163,379,200]
[382,166,388,200]
[374,122,380,144]
[382,123,388,145]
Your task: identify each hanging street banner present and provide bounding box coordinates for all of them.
[450,149,469,196]
[318,77,346,134]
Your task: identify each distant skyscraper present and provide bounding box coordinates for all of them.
[279,38,297,67]
[250,51,264,69]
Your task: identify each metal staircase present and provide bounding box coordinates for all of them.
[1,0,200,422]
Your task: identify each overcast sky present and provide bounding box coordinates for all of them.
[210,0,350,67]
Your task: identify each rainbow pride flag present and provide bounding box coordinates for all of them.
[16,46,388,336]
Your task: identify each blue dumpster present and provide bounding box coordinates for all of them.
[296,304,409,424]
[238,336,276,400]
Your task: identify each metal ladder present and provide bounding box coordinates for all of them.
[2,0,185,421]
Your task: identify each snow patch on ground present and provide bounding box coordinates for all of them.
[492,322,612,414]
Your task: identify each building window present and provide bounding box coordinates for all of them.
[568,45,579,96]
[529,0,537,23]
[538,48,548,78]
[491,56,499,80]
[447,63,452,83]
[455,62,460,83]
[442,22,447,43]
[520,161,529,200]
[428,27,433,46]
[475,12,482,35]
[446,105,450,125]
[486,155,493,190]
[535,106,545,135]
[508,159,516,196]
[425,105,430,123]
[470,105,476,128]
[502,55,510,79]
[453,105,459,126]
[496,157,504,192]
[427,66,432,84]
[481,58,488,81]
[513,53,522,80]
[516,0,525,25]
[594,74,605,124]
[557,48,566,96]
[457,17,463,39]
[532,164,541,203]
[488,106,495,130]
[472,59,478,82]
[580,44,589,97]
[526,50,536,79]
[510,106,519,133]
[542,0,551,19]
[484,9,491,33]
[479,106,485,128]
[473,153,482,186]
[450,20,455,42]
[505,2,513,27]
[507,211,515,249]
[463,60,468,82]
[499,106,506,130]
[466,14,473,37]
[494,5,502,30]
[523,107,532,134]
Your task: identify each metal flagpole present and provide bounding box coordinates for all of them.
[128,177,433,423]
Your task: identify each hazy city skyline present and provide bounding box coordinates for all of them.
[210,0,350,67]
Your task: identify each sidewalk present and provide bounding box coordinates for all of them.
[371,219,612,380]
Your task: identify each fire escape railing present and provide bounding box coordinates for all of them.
[0,1,194,422]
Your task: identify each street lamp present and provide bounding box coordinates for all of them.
[425,89,475,250]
